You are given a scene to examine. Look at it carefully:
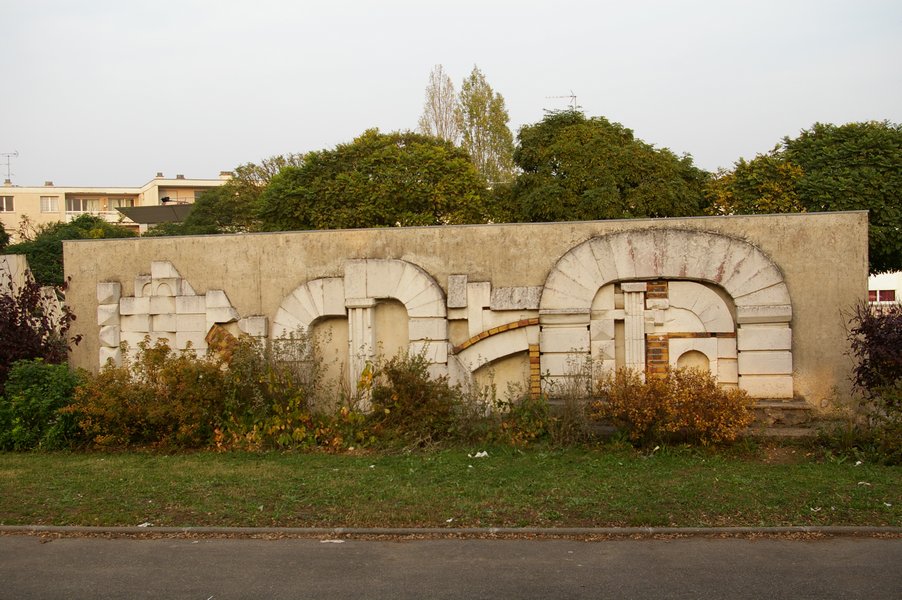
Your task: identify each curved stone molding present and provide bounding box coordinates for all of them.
[271,277,346,338]
[540,229,794,398]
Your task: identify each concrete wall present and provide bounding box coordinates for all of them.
[63,212,869,409]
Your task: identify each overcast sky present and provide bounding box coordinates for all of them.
[3,0,901,186]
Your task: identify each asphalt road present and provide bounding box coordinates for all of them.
[1,534,900,599]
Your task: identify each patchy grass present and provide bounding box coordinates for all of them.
[0,445,898,528]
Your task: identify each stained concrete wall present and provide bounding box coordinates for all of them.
[63,211,868,409]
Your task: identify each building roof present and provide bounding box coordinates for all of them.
[116,204,194,225]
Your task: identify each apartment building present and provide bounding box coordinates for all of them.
[868,271,901,305]
[0,172,230,242]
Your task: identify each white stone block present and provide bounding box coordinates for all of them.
[447,275,468,308]
[717,337,738,359]
[206,306,240,324]
[366,259,406,299]
[669,338,717,366]
[409,317,448,341]
[738,351,792,375]
[526,324,540,345]
[97,303,120,327]
[99,346,122,367]
[407,295,446,318]
[134,275,152,298]
[120,314,151,333]
[181,280,196,296]
[646,298,670,310]
[152,278,181,297]
[343,260,367,299]
[447,307,467,321]
[717,358,739,384]
[120,331,150,348]
[176,331,208,351]
[149,296,176,315]
[490,287,542,310]
[540,352,588,377]
[739,375,793,398]
[736,304,792,324]
[737,326,792,351]
[152,313,177,332]
[409,340,449,364]
[540,327,590,353]
[239,315,268,338]
[538,309,591,327]
[151,261,180,279]
[621,282,648,293]
[205,289,232,308]
[733,282,791,307]
[176,295,207,314]
[119,296,149,316]
[591,340,616,360]
[177,314,208,332]
[98,325,120,348]
[96,282,121,304]
[321,277,346,316]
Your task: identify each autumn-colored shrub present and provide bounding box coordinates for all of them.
[67,339,230,448]
[590,367,754,446]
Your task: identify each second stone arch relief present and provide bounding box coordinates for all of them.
[539,229,794,398]
[271,259,449,395]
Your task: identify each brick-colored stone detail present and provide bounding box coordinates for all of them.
[646,280,669,299]
[667,332,737,339]
[528,344,542,397]
[451,317,540,354]
[646,334,670,378]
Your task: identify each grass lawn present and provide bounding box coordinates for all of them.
[0,444,899,529]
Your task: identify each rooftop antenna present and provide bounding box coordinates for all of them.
[1,151,17,181]
[545,90,578,110]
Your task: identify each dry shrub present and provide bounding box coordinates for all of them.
[590,367,754,446]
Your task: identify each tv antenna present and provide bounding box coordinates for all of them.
[546,90,578,109]
[1,150,18,181]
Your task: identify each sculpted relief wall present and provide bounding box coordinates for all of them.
[64,212,868,409]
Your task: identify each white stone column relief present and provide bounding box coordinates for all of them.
[346,298,377,392]
[621,282,647,374]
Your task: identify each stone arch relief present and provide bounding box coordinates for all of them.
[539,229,793,398]
[272,259,448,390]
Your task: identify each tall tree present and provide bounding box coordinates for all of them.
[417,65,460,144]
[505,109,709,222]
[706,121,902,273]
[257,129,488,231]
[456,66,515,185]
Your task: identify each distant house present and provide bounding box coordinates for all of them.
[868,271,901,305]
[0,172,230,241]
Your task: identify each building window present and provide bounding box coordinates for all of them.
[40,196,59,212]
[109,198,135,209]
[879,290,896,302]
[66,198,101,213]
[869,290,878,302]
[0,196,13,212]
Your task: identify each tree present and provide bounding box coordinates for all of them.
[257,129,489,231]
[456,66,515,185]
[4,214,136,286]
[505,109,709,222]
[418,64,460,144]
[705,154,804,216]
[707,121,902,273]
[0,220,9,251]
[145,153,305,236]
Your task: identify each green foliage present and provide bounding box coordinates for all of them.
[456,65,515,184]
[708,121,902,273]
[0,219,9,251]
[4,214,136,285]
[0,359,84,450]
[67,339,231,449]
[368,352,465,447]
[258,130,488,231]
[0,274,80,392]
[506,110,710,222]
[590,368,754,446]
[705,154,805,215]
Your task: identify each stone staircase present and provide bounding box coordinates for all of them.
[747,399,818,438]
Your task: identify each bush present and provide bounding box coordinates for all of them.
[0,274,80,394]
[67,339,230,448]
[0,359,84,450]
[590,367,754,446]
[368,352,466,447]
